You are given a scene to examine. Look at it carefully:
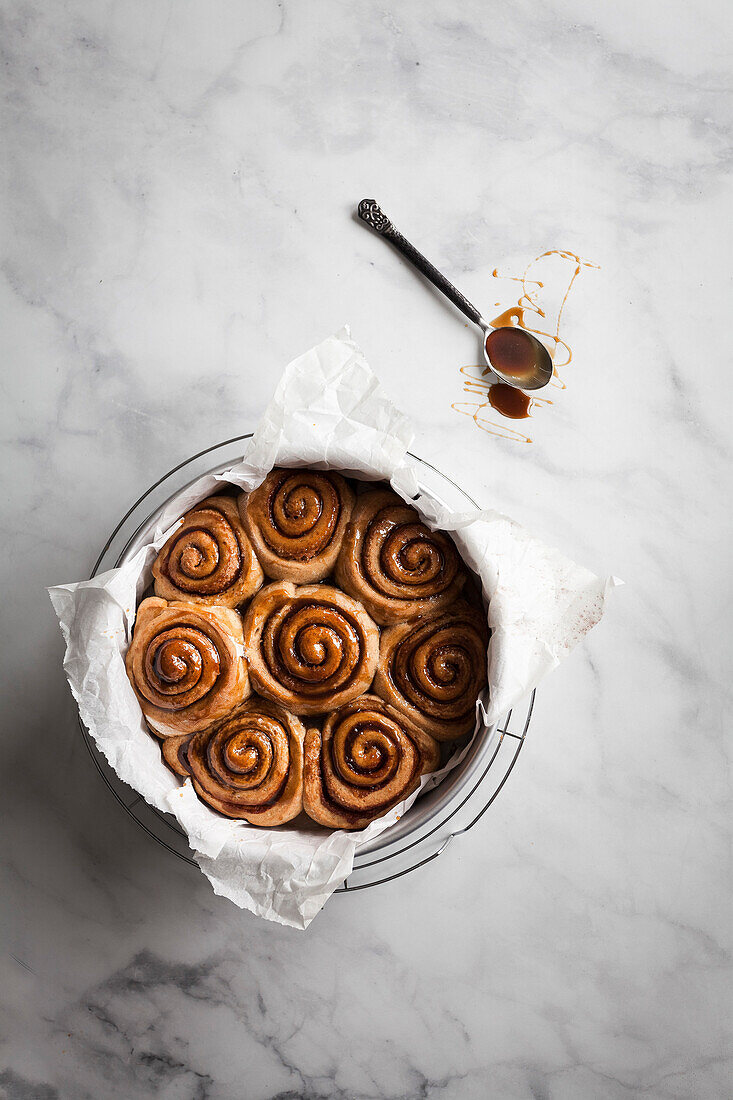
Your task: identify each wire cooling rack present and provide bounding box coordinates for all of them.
[76,435,534,893]
[77,695,532,892]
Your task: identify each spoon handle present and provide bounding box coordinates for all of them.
[357,199,485,328]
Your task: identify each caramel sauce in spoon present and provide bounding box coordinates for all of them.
[452,250,598,443]
[484,327,540,384]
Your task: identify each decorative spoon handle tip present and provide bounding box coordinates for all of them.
[356,199,484,328]
[357,199,393,234]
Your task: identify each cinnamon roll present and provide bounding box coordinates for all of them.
[125,597,250,737]
[160,733,193,777]
[187,698,305,825]
[335,489,465,624]
[242,581,379,715]
[303,694,440,829]
[152,495,263,608]
[373,602,488,741]
[239,469,355,583]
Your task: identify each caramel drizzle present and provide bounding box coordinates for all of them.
[453,366,552,444]
[452,250,598,442]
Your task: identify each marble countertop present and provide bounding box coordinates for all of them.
[3,1,730,1097]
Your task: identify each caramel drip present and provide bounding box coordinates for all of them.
[490,250,599,387]
[453,250,597,442]
[453,366,553,443]
[488,383,532,420]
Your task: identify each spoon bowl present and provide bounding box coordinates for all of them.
[482,323,554,390]
[357,199,554,392]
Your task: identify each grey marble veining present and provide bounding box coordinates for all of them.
[2,0,731,1097]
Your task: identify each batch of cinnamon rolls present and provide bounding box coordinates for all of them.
[125,469,489,830]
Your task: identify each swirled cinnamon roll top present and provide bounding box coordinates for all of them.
[186,698,304,824]
[303,694,440,830]
[152,495,263,608]
[125,597,250,737]
[243,581,379,715]
[335,489,466,624]
[240,469,355,583]
[373,601,489,741]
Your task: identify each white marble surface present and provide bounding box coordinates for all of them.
[2,0,731,1096]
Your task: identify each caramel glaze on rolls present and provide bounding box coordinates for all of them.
[240,469,355,583]
[303,694,440,830]
[187,698,304,824]
[373,601,488,741]
[243,581,379,715]
[152,495,263,609]
[125,597,250,737]
[335,489,466,625]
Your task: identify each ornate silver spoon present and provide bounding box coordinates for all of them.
[357,199,553,391]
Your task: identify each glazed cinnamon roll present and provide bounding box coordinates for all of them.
[373,602,488,741]
[239,469,355,583]
[242,581,379,715]
[303,694,440,829]
[125,597,250,737]
[186,698,304,825]
[335,489,465,624]
[152,495,263,608]
[160,733,193,777]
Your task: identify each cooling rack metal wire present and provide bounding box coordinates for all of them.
[76,434,534,894]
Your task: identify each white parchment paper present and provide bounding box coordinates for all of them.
[49,328,618,929]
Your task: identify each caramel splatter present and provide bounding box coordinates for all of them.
[453,250,598,442]
[453,366,552,444]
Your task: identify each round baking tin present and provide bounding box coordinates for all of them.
[80,435,533,892]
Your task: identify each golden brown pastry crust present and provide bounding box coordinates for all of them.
[152,495,263,608]
[335,489,465,625]
[239,469,355,583]
[125,597,250,736]
[160,733,194,777]
[186,697,304,825]
[373,602,488,741]
[242,581,379,715]
[302,694,440,830]
[131,472,490,831]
